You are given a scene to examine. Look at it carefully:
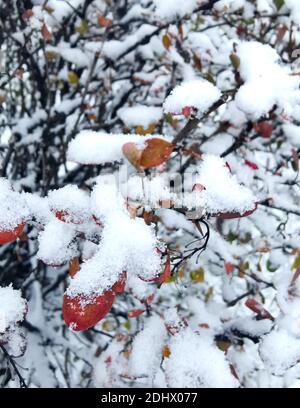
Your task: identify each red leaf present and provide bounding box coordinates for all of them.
[122,142,143,169]
[145,293,155,305]
[97,15,113,28]
[276,25,288,44]
[156,255,171,284]
[41,23,52,42]
[128,308,145,318]
[213,202,258,219]
[245,298,274,321]
[253,122,273,138]
[291,148,299,172]
[0,223,26,245]
[22,9,33,21]
[69,257,80,278]
[245,160,259,170]
[182,106,192,118]
[192,183,206,192]
[63,291,115,331]
[224,262,235,275]
[112,271,127,294]
[140,138,174,168]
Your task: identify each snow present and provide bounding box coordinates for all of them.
[282,124,300,148]
[94,337,126,388]
[0,286,27,333]
[23,193,52,225]
[235,42,300,119]
[0,178,30,231]
[185,154,257,214]
[48,185,91,224]
[117,105,162,128]
[285,0,300,25]
[37,219,77,266]
[123,174,174,208]
[129,315,166,378]
[153,0,198,20]
[67,131,167,165]
[66,201,161,299]
[103,24,157,60]
[42,0,85,25]
[46,45,89,68]
[3,0,300,390]
[165,328,239,387]
[163,79,221,116]
[260,330,300,375]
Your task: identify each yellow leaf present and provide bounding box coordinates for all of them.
[165,276,176,283]
[68,71,79,85]
[190,267,205,283]
[76,19,89,35]
[216,340,231,352]
[205,286,213,303]
[123,320,131,330]
[230,53,240,70]
[292,255,300,270]
[162,34,171,49]
[45,51,57,60]
[162,345,171,358]
[102,320,115,332]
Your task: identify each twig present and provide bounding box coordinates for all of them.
[0,344,27,388]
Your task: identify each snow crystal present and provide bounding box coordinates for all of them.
[260,330,300,375]
[37,219,77,266]
[165,328,238,387]
[153,0,198,20]
[117,105,162,128]
[0,285,27,333]
[235,42,300,119]
[0,178,30,231]
[48,185,91,223]
[163,79,221,116]
[129,315,166,378]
